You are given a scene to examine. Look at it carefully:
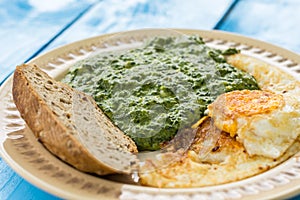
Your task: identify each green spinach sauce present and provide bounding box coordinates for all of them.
[62,36,259,150]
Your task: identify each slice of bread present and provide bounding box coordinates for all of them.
[12,64,138,175]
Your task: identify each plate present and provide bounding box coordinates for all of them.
[1,29,300,200]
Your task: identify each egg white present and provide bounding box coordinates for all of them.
[208,91,300,159]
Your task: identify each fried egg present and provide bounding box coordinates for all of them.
[208,89,300,159]
[214,54,300,159]
[139,117,300,188]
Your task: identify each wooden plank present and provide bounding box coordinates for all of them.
[42,0,233,52]
[0,0,96,82]
[216,0,300,53]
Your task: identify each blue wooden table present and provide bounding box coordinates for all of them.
[1,0,300,199]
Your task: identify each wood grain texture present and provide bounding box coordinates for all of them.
[217,0,300,54]
[0,0,96,82]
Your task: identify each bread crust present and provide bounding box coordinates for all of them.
[12,64,137,175]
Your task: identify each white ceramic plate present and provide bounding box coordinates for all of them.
[1,29,300,200]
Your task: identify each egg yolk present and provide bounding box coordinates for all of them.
[208,90,284,136]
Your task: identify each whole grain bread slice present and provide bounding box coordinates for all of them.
[12,64,138,175]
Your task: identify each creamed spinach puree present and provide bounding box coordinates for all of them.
[63,36,259,150]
